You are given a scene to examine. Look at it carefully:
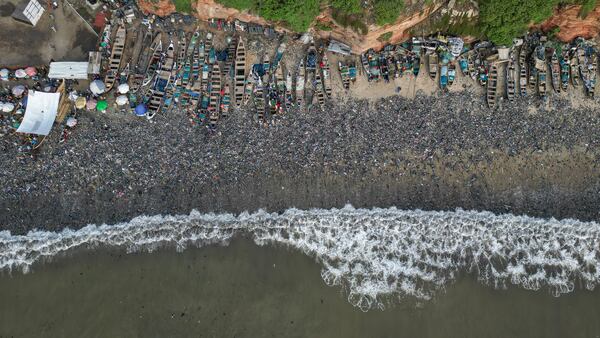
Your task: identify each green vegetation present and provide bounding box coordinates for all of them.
[315,21,333,31]
[214,0,320,31]
[373,0,405,26]
[329,0,362,14]
[171,0,193,13]
[578,0,597,18]
[478,0,599,45]
[377,31,393,42]
[478,0,559,45]
[258,0,321,32]
[331,8,368,34]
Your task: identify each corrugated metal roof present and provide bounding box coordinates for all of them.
[48,62,89,79]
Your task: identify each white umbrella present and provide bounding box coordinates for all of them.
[117,83,130,94]
[0,103,5,111]
[68,91,79,101]
[89,80,106,95]
[66,117,78,127]
[0,69,9,80]
[14,69,27,78]
[115,95,128,106]
[2,102,14,112]
[12,85,26,97]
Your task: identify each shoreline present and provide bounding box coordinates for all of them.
[1,91,600,233]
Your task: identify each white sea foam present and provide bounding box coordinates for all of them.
[1,205,599,310]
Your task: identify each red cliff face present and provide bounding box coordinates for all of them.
[540,4,600,42]
[137,0,176,17]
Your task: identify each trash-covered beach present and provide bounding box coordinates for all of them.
[1,89,599,233]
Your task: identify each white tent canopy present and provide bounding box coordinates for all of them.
[48,62,89,80]
[16,91,60,136]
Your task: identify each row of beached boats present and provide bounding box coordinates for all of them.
[362,35,598,108]
[125,30,250,127]
[242,40,336,124]
[100,26,598,121]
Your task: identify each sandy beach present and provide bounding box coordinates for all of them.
[1,88,599,233]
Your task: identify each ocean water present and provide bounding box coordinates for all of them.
[1,206,600,337]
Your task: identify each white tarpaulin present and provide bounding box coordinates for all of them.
[16,91,60,136]
[48,62,89,80]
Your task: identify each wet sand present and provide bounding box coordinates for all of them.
[1,239,599,338]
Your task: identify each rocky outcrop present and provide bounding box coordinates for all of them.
[540,4,600,42]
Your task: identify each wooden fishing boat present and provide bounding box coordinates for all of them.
[458,55,469,77]
[162,38,181,114]
[439,64,448,90]
[224,36,237,78]
[130,29,153,92]
[506,52,516,102]
[322,54,332,98]
[176,34,188,71]
[243,74,254,105]
[477,61,489,86]
[314,60,325,108]
[379,54,390,82]
[234,38,247,108]
[586,52,597,98]
[272,42,286,74]
[147,41,175,120]
[275,63,286,114]
[577,47,586,86]
[367,51,381,81]
[538,64,547,98]
[448,61,456,87]
[208,62,222,129]
[295,58,305,108]
[427,52,438,81]
[468,53,478,81]
[253,79,266,123]
[285,69,294,111]
[104,25,126,91]
[220,83,231,118]
[172,33,188,108]
[518,45,528,96]
[361,52,370,80]
[550,51,561,93]
[348,62,356,83]
[412,54,420,77]
[338,61,350,90]
[181,32,198,90]
[191,39,202,85]
[570,49,580,87]
[486,63,498,108]
[560,51,570,92]
[141,34,163,88]
[528,58,537,92]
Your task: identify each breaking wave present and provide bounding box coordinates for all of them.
[1,205,600,311]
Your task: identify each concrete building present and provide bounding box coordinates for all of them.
[11,0,44,26]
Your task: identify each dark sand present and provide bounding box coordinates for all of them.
[1,93,599,233]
